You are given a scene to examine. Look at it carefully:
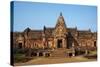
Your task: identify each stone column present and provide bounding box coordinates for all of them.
[85,50,88,55]
[49,53,51,56]
[72,51,75,57]
[54,38,57,48]
[62,39,64,48]
[92,41,95,47]
[37,52,39,57]
[43,52,45,57]
[72,42,75,57]
[63,38,66,48]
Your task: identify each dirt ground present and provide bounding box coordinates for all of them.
[14,56,97,66]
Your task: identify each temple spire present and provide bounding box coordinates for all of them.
[55,12,66,27]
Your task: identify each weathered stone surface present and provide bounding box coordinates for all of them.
[12,13,97,57]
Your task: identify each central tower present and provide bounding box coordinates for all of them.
[53,12,67,48]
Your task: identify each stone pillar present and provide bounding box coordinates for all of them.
[54,38,57,48]
[37,52,39,57]
[72,51,75,57]
[43,52,45,57]
[72,42,75,57]
[85,50,88,55]
[92,41,95,47]
[49,53,51,56]
[63,38,66,48]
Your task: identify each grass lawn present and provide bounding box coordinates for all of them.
[89,50,97,55]
[14,53,33,63]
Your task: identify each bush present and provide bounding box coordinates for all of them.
[84,54,97,59]
[14,53,32,63]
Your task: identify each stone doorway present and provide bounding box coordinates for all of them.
[57,39,62,48]
[39,52,43,56]
[18,43,22,49]
[94,41,96,47]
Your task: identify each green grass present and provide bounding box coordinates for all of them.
[14,53,33,63]
[89,50,97,55]
[83,50,97,59]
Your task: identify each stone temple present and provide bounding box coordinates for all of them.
[12,13,97,57]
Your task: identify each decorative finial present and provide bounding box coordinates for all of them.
[60,12,62,16]
[75,26,77,29]
[44,25,46,30]
[89,28,91,32]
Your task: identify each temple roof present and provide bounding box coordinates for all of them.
[28,30,43,39]
[67,28,77,32]
[45,27,54,38]
[77,30,92,38]
[13,27,96,40]
[24,27,31,32]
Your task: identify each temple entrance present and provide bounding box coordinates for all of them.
[57,39,62,48]
[18,43,22,49]
[39,52,43,56]
[94,41,96,47]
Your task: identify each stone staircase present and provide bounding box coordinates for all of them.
[50,48,67,58]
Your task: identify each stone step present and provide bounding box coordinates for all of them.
[50,48,67,57]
